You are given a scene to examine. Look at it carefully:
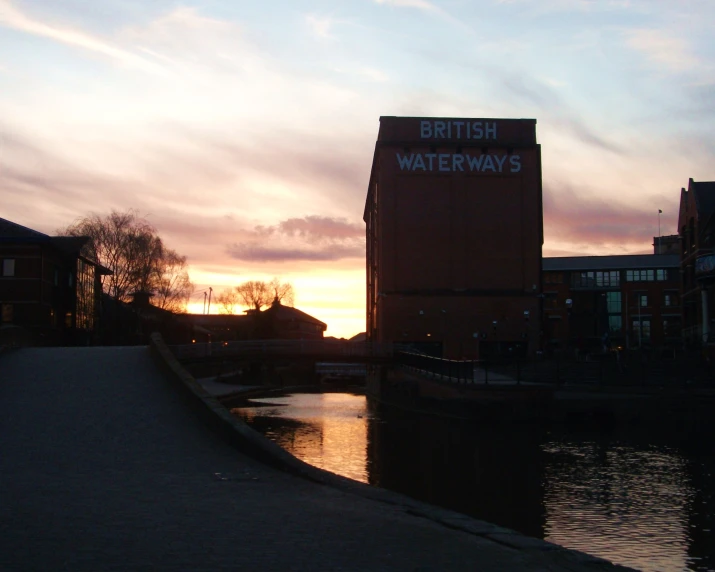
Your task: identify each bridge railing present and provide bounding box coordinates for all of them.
[397,351,477,384]
[169,339,394,360]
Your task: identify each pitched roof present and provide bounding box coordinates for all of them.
[0,217,49,240]
[264,300,327,329]
[543,254,680,272]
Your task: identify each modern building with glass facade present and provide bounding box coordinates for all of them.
[542,252,681,353]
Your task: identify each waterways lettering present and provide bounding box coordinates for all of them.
[396,153,522,173]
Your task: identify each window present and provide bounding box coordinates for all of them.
[656,269,667,281]
[609,315,622,333]
[1,259,15,277]
[640,294,648,307]
[606,291,622,313]
[633,319,651,340]
[571,271,595,288]
[627,269,657,282]
[75,259,95,331]
[664,292,679,307]
[571,270,620,288]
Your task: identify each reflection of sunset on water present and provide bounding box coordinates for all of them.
[233,393,369,483]
[234,394,715,572]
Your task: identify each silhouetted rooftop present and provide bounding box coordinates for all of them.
[543,254,680,271]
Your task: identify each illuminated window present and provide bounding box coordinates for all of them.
[1,259,15,277]
[75,259,95,331]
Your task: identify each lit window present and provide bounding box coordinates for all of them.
[2,259,15,277]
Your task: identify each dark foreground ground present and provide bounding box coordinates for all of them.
[0,347,633,571]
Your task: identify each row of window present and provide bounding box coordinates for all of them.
[545,269,675,287]
[608,317,681,338]
[544,291,679,309]
[625,269,669,282]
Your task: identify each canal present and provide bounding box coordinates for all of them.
[232,392,715,572]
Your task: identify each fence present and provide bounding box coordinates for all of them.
[169,339,394,361]
[396,349,714,388]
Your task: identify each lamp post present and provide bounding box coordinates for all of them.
[565,299,573,357]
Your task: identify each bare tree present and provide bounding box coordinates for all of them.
[234,278,295,312]
[215,288,241,315]
[268,277,295,307]
[59,209,194,311]
[152,249,194,313]
[235,280,269,312]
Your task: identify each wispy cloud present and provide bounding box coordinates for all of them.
[372,0,468,31]
[0,0,164,74]
[305,14,336,40]
[227,216,364,262]
[543,181,668,252]
[625,28,699,73]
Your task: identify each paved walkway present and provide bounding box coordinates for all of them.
[0,347,631,571]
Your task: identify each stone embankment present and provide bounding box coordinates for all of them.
[0,338,635,571]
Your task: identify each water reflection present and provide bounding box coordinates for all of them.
[233,393,715,572]
[237,393,370,483]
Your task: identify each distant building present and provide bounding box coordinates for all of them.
[0,217,110,345]
[127,293,326,345]
[364,116,543,359]
[678,178,715,346]
[542,250,681,353]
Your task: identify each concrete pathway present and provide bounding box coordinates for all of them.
[0,347,631,571]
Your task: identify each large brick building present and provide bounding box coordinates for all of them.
[679,178,715,346]
[364,117,543,359]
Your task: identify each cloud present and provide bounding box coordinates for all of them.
[305,15,335,40]
[625,28,699,73]
[227,216,365,262]
[0,0,164,74]
[499,75,625,154]
[372,0,468,31]
[543,181,672,253]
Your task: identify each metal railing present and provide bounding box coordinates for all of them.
[169,339,394,360]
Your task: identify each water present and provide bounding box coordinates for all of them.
[232,392,715,572]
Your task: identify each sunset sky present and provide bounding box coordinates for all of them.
[2,0,714,338]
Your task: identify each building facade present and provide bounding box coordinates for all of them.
[364,117,543,359]
[542,251,681,353]
[0,218,109,345]
[679,178,715,346]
